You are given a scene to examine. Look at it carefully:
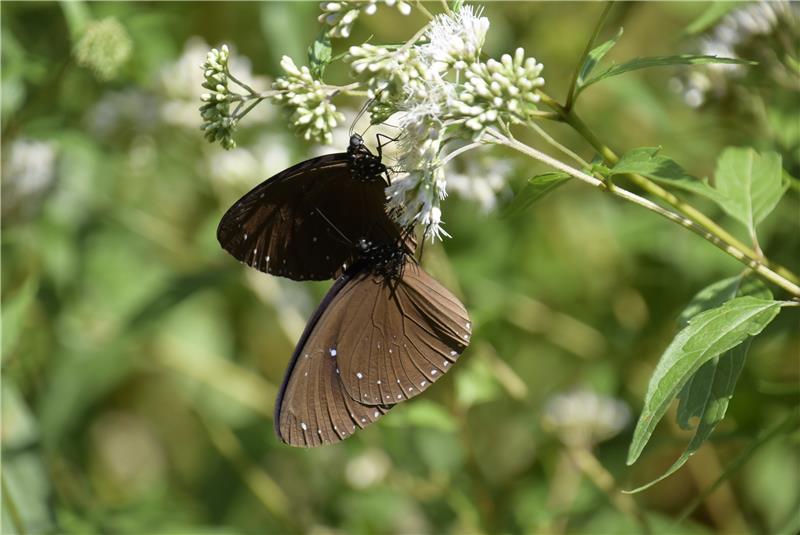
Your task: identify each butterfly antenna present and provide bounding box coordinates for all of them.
[351,98,373,136]
[315,207,354,246]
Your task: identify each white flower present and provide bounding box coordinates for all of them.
[346,44,438,123]
[423,5,490,71]
[320,0,411,39]
[74,17,132,81]
[208,134,293,189]
[345,449,391,489]
[677,0,798,107]
[542,389,630,447]
[386,111,452,240]
[3,139,57,199]
[87,89,159,137]
[199,44,238,148]
[272,56,344,144]
[454,47,545,134]
[163,37,269,130]
[447,156,511,212]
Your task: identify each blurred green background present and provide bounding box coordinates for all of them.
[2,2,798,534]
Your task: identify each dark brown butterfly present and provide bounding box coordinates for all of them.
[216,134,398,281]
[274,238,472,447]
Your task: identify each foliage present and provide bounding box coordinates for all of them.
[2,2,798,534]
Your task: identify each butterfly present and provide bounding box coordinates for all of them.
[216,134,399,281]
[274,237,472,447]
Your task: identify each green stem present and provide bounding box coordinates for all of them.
[226,69,259,96]
[1,473,27,535]
[568,446,651,535]
[537,92,800,292]
[562,110,800,288]
[234,97,265,122]
[528,120,590,169]
[676,411,800,524]
[487,128,800,298]
[565,1,615,111]
[415,0,435,20]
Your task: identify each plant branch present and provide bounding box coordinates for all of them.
[415,0,435,20]
[528,120,591,169]
[568,446,651,534]
[560,110,800,288]
[534,93,800,292]
[226,69,260,95]
[565,1,615,111]
[486,128,800,298]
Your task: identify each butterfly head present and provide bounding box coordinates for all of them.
[347,134,386,183]
[349,134,364,150]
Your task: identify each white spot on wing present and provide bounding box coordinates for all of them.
[356,372,363,379]
[300,422,307,431]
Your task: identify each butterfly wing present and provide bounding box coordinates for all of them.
[217,154,394,281]
[336,260,472,405]
[276,255,470,413]
[274,270,392,447]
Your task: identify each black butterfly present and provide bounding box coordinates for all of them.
[216,134,399,281]
[274,237,472,447]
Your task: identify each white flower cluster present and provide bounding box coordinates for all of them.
[166,37,270,130]
[347,44,434,122]
[387,115,450,240]
[447,156,511,212]
[3,139,57,213]
[199,45,237,149]
[271,56,345,145]
[74,17,132,81]
[422,5,489,71]
[319,0,411,39]
[673,0,798,108]
[455,48,544,132]
[542,389,630,448]
[350,5,546,239]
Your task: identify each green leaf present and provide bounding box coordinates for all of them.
[502,172,571,218]
[626,295,783,468]
[1,277,37,361]
[626,275,771,492]
[678,275,770,327]
[713,147,788,237]
[577,55,754,96]
[684,2,738,36]
[609,147,723,202]
[577,27,624,88]
[307,30,332,78]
